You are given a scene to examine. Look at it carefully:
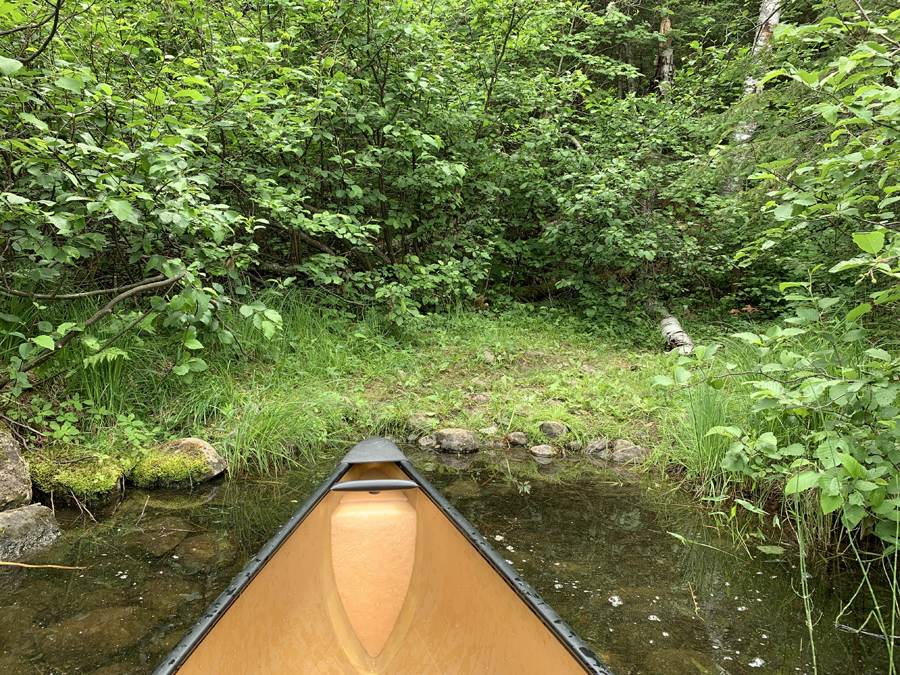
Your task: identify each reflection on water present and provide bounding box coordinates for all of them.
[0,449,892,674]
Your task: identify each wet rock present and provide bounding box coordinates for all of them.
[504,432,529,446]
[0,653,33,675]
[122,516,193,557]
[643,649,718,675]
[539,421,568,440]
[35,606,157,663]
[505,447,531,462]
[0,425,31,511]
[435,453,477,471]
[585,438,610,455]
[147,630,184,656]
[609,440,650,465]
[444,480,481,499]
[432,428,479,454]
[482,350,496,363]
[529,444,557,458]
[130,438,226,488]
[0,504,61,561]
[132,578,200,615]
[417,434,437,450]
[0,605,37,653]
[173,532,235,571]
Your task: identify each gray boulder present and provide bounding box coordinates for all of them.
[434,428,479,454]
[0,504,61,561]
[0,425,31,511]
[539,421,568,440]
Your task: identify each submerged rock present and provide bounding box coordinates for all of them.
[122,516,193,557]
[504,431,529,447]
[643,649,718,675]
[0,504,61,561]
[132,578,200,615]
[173,532,235,571]
[444,480,481,499]
[130,438,226,488]
[35,606,156,663]
[539,421,568,440]
[0,425,30,511]
[0,605,37,653]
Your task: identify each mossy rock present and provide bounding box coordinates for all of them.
[25,445,126,502]
[129,438,227,489]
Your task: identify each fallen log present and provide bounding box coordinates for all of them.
[647,302,695,355]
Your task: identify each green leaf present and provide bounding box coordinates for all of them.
[651,375,674,387]
[32,335,56,350]
[18,112,47,131]
[838,453,866,480]
[852,231,885,255]
[55,76,83,93]
[845,303,871,323]
[173,89,205,100]
[865,347,891,361]
[146,86,166,105]
[820,493,843,514]
[735,498,767,515]
[0,55,23,76]
[184,339,203,350]
[107,200,133,221]
[785,471,820,495]
[756,545,786,555]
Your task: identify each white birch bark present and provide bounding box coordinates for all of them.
[655,15,674,97]
[724,0,781,192]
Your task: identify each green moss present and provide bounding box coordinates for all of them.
[25,445,127,502]
[129,449,211,488]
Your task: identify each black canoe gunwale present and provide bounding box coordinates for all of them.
[152,437,613,675]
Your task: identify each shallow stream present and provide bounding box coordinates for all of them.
[0,449,893,674]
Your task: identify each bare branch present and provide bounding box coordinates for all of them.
[1,275,167,301]
[19,0,64,65]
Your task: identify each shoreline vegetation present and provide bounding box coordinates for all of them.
[2,0,899,666]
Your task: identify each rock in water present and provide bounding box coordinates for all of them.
[0,505,61,561]
[539,421,568,440]
[35,606,157,663]
[130,437,227,488]
[529,444,557,458]
[585,438,610,455]
[504,431,529,446]
[609,440,650,465]
[0,425,31,510]
[433,428,479,454]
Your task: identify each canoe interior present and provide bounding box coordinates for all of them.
[167,460,599,675]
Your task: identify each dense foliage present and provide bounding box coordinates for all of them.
[2,0,900,563]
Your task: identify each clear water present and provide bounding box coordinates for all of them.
[0,449,893,674]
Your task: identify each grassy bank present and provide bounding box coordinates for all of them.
[5,294,672,486]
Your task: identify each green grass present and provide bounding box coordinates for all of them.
[6,294,668,482]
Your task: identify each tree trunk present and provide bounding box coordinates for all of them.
[625,43,637,95]
[654,13,674,98]
[723,0,780,193]
[646,302,694,355]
